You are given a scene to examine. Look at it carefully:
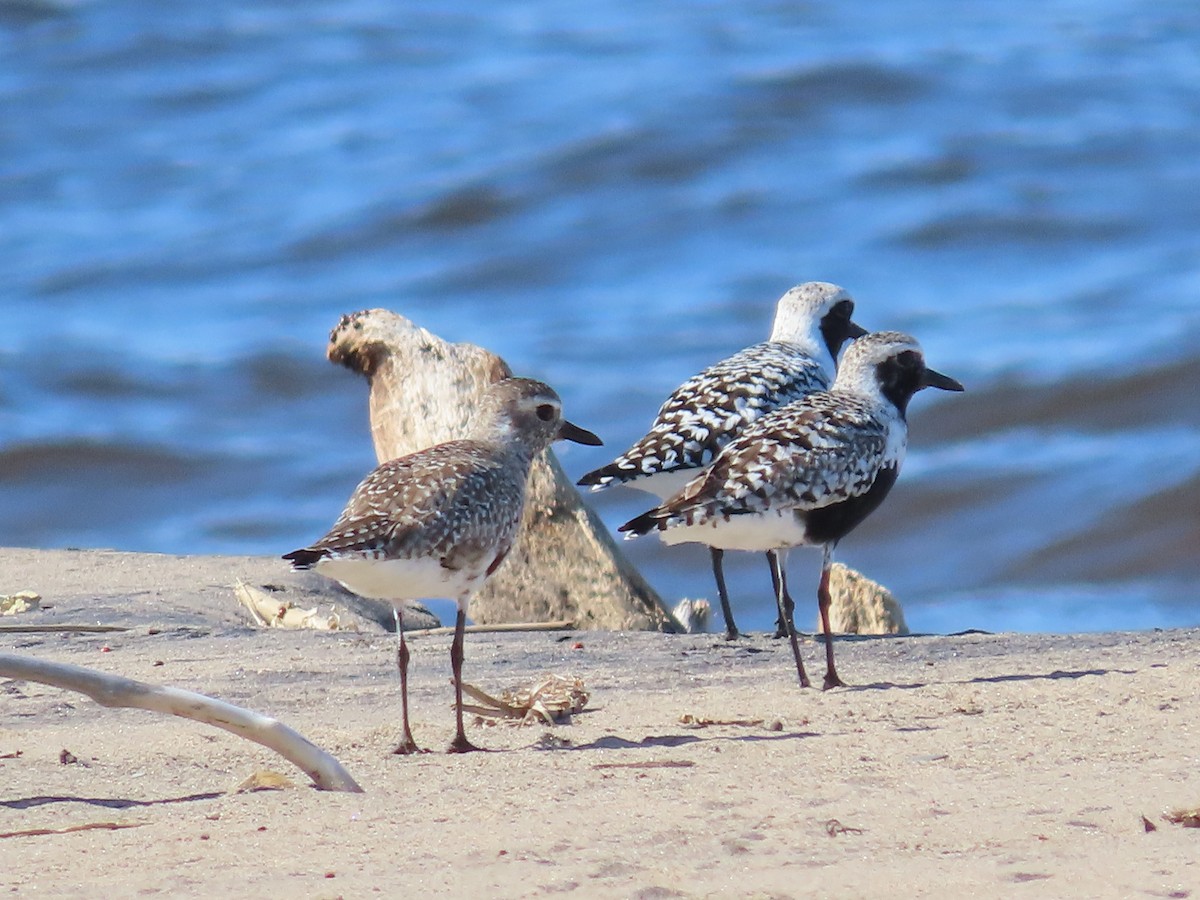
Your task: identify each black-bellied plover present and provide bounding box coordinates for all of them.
[284,377,602,753]
[619,331,963,689]
[578,282,865,640]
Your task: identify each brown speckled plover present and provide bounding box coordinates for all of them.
[578,282,865,640]
[619,332,963,689]
[284,377,602,753]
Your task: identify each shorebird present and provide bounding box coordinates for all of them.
[284,377,601,753]
[578,282,866,640]
[619,332,963,689]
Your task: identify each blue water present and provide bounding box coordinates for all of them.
[2,1,1198,634]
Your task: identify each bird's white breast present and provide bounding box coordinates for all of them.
[315,555,483,609]
[607,467,699,502]
[655,508,811,552]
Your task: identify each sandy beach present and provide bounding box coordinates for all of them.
[2,548,1198,898]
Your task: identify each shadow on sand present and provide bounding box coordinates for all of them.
[1,791,223,811]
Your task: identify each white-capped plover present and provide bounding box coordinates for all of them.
[619,331,963,689]
[578,282,866,640]
[284,377,602,753]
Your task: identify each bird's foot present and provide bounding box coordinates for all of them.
[392,735,426,756]
[447,734,485,754]
[822,672,846,691]
[723,628,740,642]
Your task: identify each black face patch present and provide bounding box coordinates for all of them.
[819,300,857,360]
[875,350,925,417]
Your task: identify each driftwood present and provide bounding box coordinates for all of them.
[0,653,363,793]
[327,309,677,631]
[405,620,576,638]
[0,624,129,634]
[234,580,346,631]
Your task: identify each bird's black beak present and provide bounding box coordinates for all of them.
[846,319,869,340]
[557,419,603,446]
[921,367,965,392]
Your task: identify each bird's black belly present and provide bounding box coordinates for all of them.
[802,465,900,545]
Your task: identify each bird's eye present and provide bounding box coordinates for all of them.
[833,299,853,318]
[536,404,556,422]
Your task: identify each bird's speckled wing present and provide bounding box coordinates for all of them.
[580,341,831,488]
[647,391,893,528]
[303,441,527,567]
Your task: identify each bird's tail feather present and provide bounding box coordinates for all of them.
[618,508,665,537]
[282,547,325,569]
[577,463,625,490]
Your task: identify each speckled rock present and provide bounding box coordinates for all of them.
[823,562,909,635]
[327,309,676,631]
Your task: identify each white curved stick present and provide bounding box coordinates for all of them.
[0,653,363,793]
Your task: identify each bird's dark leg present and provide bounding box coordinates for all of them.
[768,549,810,688]
[769,552,796,638]
[448,607,483,753]
[710,548,739,640]
[818,547,845,690]
[391,607,422,755]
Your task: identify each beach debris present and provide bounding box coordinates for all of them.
[406,619,574,637]
[234,580,346,631]
[1163,807,1200,828]
[0,591,41,616]
[672,598,711,634]
[954,696,984,716]
[461,674,589,726]
[0,624,128,634]
[679,714,765,729]
[234,769,297,793]
[0,750,22,760]
[0,652,363,793]
[0,821,146,840]
[824,819,865,837]
[593,760,696,770]
[1141,815,1158,832]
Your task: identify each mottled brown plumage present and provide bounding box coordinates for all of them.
[285,376,601,753]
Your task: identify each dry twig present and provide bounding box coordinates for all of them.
[0,821,146,840]
[0,625,129,634]
[679,714,765,728]
[407,620,575,638]
[825,819,865,837]
[461,674,589,725]
[0,653,362,793]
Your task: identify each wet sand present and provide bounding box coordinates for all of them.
[2,548,1199,897]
